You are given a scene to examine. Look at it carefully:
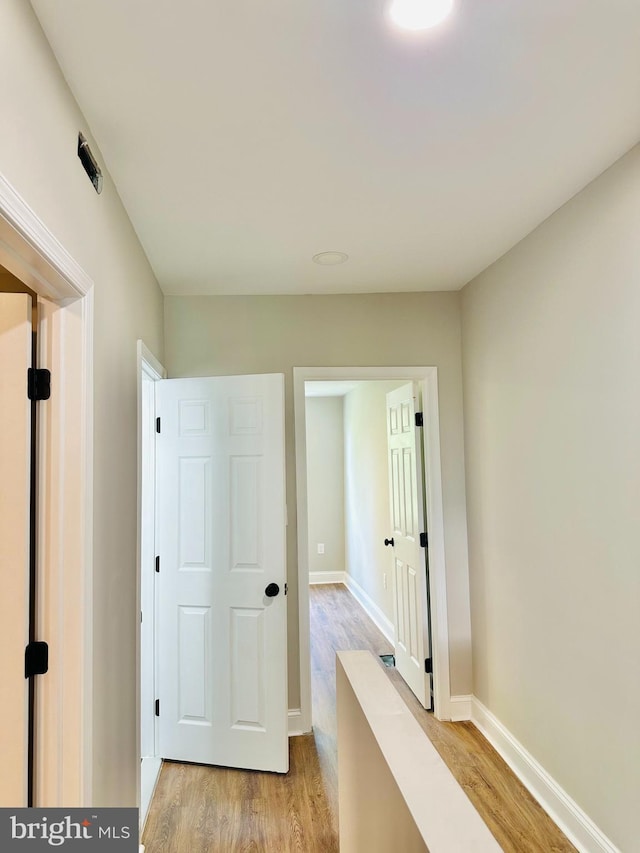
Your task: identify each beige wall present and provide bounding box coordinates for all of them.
[305,396,346,575]
[165,291,472,704]
[0,1,164,806]
[461,145,640,850]
[344,381,404,622]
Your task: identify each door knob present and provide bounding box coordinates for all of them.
[384,538,395,547]
[265,582,280,597]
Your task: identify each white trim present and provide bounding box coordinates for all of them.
[1,170,94,806]
[140,756,162,831]
[139,341,167,382]
[294,366,452,732]
[449,695,472,722]
[309,571,347,585]
[79,290,94,805]
[344,574,395,646]
[288,708,305,737]
[136,342,166,820]
[471,698,621,853]
[0,173,92,300]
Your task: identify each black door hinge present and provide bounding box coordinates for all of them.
[155,699,160,717]
[25,641,49,678]
[156,417,161,433]
[424,657,432,674]
[155,556,160,573]
[420,532,428,548]
[415,411,423,427]
[27,368,51,401]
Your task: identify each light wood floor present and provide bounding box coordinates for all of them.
[142,584,576,852]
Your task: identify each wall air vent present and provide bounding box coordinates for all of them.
[77,132,103,194]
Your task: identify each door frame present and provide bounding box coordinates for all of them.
[294,366,451,729]
[136,341,165,827]
[0,172,94,805]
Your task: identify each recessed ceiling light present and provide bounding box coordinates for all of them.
[312,251,349,265]
[388,0,453,31]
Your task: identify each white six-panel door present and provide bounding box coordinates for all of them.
[156,373,288,772]
[386,383,432,710]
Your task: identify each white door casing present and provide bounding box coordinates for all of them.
[140,370,157,762]
[0,292,31,806]
[386,382,432,710]
[156,373,288,773]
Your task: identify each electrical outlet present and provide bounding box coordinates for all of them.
[317,543,325,555]
[383,573,387,589]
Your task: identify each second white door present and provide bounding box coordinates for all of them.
[156,373,288,773]
[386,382,432,710]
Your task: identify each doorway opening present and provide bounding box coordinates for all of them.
[137,369,290,828]
[303,379,406,685]
[294,366,451,733]
[0,173,94,807]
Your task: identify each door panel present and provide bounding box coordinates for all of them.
[157,373,288,772]
[0,293,31,805]
[386,382,432,710]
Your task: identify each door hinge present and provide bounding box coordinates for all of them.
[155,699,160,717]
[284,583,288,595]
[156,416,161,433]
[155,556,160,573]
[25,641,49,678]
[424,657,432,674]
[415,411,423,427]
[27,368,51,401]
[420,531,428,548]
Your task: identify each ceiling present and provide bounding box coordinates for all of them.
[30,0,640,296]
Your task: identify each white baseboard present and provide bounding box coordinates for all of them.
[288,707,307,737]
[344,574,395,646]
[449,694,472,722]
[471,698,620,853]
[309,571,346,585]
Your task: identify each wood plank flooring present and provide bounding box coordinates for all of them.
[142,583,576,852]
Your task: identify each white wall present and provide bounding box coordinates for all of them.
[305,396,345,576]
[343,381,404,623]
[165,291,471,705]
[461,145,640,851]
[0,1,164,806]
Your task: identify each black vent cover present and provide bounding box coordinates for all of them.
[77,132,103,193]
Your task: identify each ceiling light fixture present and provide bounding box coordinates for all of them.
[312,251,349,265]
[388,0,453,31]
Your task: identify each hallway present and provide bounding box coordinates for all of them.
[142,585,575,852]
